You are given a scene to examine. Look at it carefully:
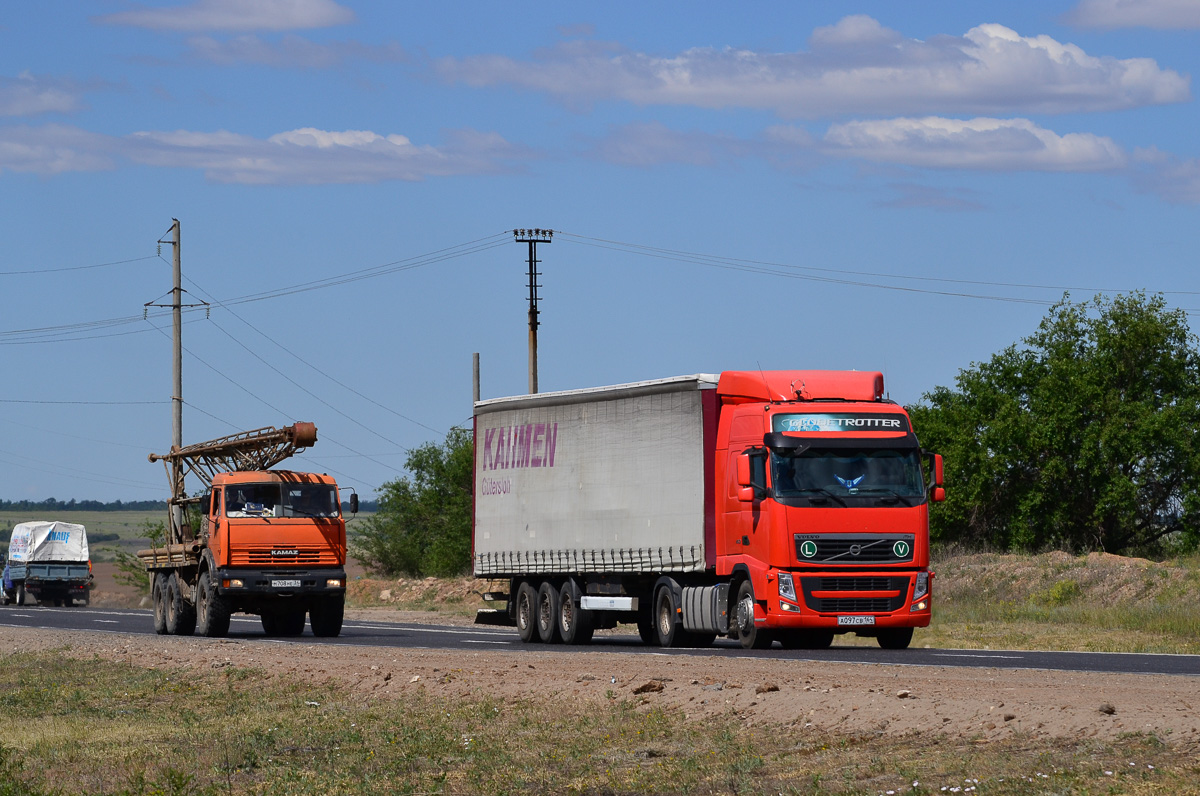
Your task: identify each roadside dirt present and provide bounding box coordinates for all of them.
[2,619,1197,746]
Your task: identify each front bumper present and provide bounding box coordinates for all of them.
[764,569,932,630]
[214,567,347,596]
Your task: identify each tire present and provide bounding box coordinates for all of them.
[779,630,834,650]
[165,573,196,636]
[877,627,913,650]
[636,599,656,645]
[557,580,593,645]
[514,581,540,643]
[733,580,774,650]
[260,611,279,636]
[652,584,685,647]
[310,596,344,638]
[63,597,73,608]
[152,573,168,635]
[15,583,26,606]
[536,581,561,643]
[195,571,231,638]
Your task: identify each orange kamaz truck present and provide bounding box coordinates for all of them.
[473,371,943,650]
[141,423,355,638]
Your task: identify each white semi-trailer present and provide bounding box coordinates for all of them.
[473,371,943,650]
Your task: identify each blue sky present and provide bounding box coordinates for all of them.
[2,0,1199,502]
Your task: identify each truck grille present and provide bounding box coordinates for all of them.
[794,535,915,564]
[231,549,339,567]
[801,576,909,614]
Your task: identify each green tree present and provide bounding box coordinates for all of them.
[910,292,1200,555]
[351,427,473,577]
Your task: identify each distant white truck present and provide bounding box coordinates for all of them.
[2,521,92,606]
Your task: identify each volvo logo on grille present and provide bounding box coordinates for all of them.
[849,544,862,556]
[271,549,298,556]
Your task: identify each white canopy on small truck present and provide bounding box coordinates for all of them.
[7,521,90,563]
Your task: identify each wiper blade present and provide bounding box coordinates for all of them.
[858,488,914,506]
[792,487,847,507]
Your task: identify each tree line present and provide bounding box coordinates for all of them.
[352,292,1200,578]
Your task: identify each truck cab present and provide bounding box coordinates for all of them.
[718,371,942,649]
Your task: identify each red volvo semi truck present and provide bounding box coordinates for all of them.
[473,370,944,650]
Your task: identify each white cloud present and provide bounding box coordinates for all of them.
[0,124,526,184]
[184,34,406,67]
[0,125,115,174]
[590,122,729,167]
[1067,0,1200,30]
[1132,147,1200,202]
[0,73,85,117]
[96,0,355,32]
[436,17,1189,117]
[814,117,1128,172]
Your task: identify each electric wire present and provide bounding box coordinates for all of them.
[182,275,442,435]
[143,320,393,486]
[554,231,1200,312]
[0,448,161,493]
[0,254,159,276]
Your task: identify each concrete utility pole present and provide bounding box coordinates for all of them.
[513,228,552,394]
[472,352,481,405]
[147,219,207,542]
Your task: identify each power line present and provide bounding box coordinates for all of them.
[144,319,396,485]
[0,399,165,405]
[0,254,159,276]
[183,275,442,435]
[554,231,1200,311]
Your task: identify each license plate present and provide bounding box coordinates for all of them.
[271,579,301,588]
[837,615,875,626]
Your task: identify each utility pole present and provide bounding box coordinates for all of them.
[513,228,551,394]
[147,219,207,542]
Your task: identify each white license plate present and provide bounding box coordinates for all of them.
[837,615,876,626]
[271,579,301,588]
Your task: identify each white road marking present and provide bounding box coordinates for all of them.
[934,653,1024,660]
[93,620,120,624]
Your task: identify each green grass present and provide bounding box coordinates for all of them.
[1,652,1196,795]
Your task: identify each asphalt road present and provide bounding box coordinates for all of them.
[2,604,1198,677]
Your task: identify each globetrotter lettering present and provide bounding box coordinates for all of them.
[775,414,908,433]
[480,422,558,471]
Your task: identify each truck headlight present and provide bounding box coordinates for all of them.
[913,571,929,600]
[326,578,343,588]
[778,572,796,602]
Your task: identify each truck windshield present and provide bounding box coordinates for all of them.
[771,447,924,503]
[225,484,339,518]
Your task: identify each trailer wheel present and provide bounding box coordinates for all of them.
[196,571,231,637]
[514,581,540,643]
[557,580,593,645]
[536,581,561,643]
[165,573,196,636]
[152,573,168,634]
[779,630,834,650]
[733,580,774,650]
[877,627,913,650]
[310,596,344,638]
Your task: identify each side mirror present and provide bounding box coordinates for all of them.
[736,454,751,488]
[349,493,359,515]
[934,454,944,487]
[933,486,946,503]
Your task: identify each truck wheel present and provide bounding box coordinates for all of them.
[195,571,231,637]
[536,581,561,643]
[514,581,540,643]
[165,573,196,636]
[652,584,683,647]
[63,597,73,608]
[310,596,344,638]
[15,584,25,606]
[877,628,913,650]
[557,580,593,645]
[734,580,774,650]
[779,630,834,650]
[152,573,168,634]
